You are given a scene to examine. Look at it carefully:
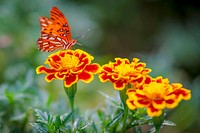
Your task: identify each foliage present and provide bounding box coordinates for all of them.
[0,71,37,132]
[0,0,199,132]
[30,109,96,133]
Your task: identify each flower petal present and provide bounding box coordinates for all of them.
[64,74,78,87]
[85,63,100,73]
[36,66,57,74]
[78,71,94,83]
[147,105,162,117]
[126,99,137,110]
[152,100,166,109]
[113,80,127,90]
[45,74,56,82]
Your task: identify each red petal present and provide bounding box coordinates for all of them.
[78,71,93,83]
[64,74,78,87]
[144,76,151,84]
[36,66,57,74]
[102,66,113,72]
[99,73,109,82]
[85,64,100,73]
[152,100,165,109]
[137,99,151,106]
[51,55,61,62]
[166,99,179,109]
[114,80,127,90]
[147,105,162,117]
[55,72,65,79]
[45,74,55,82]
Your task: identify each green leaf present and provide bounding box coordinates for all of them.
[5,89,14,103]
[91,121,98,133]
[35,109,48,124]
[47,113,53,126]
[55,115,61,130]
[61,110,74,125]
[97,110,105,122]
[79,121,92,131]
[30,123,48,133]
[106,111,123,128]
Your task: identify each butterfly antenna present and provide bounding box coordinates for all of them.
[75,28,90,40]
[76,42,82,46]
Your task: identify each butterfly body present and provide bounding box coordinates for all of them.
[37,7,76,52]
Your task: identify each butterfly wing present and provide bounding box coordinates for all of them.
[50,7,73,40]
[37,7,73,52]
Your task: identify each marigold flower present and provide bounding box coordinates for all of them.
[98,58,151,90]
[126,76,191,117]
[36,49,100,87]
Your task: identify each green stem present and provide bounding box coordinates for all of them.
[64,82,77,123]
[119,84,131,132]
[122,105,128,132]
[152,112,164,133]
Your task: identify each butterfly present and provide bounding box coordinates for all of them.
[37,6,76,52]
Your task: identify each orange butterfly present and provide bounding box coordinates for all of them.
[37,6,76,52]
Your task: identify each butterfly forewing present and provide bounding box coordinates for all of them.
[50,7,72,40]
[37,6,75,52]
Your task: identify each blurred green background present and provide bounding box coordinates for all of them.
[0,0,200,132]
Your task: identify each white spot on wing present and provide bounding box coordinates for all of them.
[57,37,61,41]
[42,23,47,27]
[62,39,67,45]
[40,19,45,22]
[49,46,54,49]
[51,41,61,45]
[42,36,48,39]
[43,42,48,45]
[43,45,49,48]
[41,34,48,37]
[49,37,55,40]
[47,21,53,24]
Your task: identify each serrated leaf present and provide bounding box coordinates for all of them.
[74,117,83,128]
[61,110,74,125]
[79,121,92,131]
[106,111,123,128]
[60,125,71,132]
[47,113,52,123]
[35,109,48,124]
[55,115,61,129]
[30,123,48,133]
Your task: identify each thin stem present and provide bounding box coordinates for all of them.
[122,105,128,132]
[64,82,77,124]
[153,112,164,133]
[119,84,131,132]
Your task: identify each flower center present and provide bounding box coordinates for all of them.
[60,54,79,69]
[115,64,133,76]
[143,82,167,100]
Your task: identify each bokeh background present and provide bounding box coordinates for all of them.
[0,0,200,132]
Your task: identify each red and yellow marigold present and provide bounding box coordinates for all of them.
[126,76,191,117]
[36,49,100,87]
[98,58,151,90]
